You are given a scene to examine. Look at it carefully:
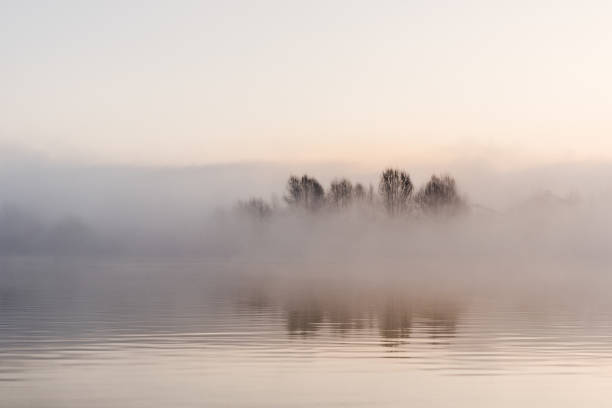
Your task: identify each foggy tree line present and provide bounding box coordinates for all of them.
[238,168,466,219]
[0,205,104,255]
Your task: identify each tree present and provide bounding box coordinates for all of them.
[415,174,463,213]
[237,198,272,220]
[378,168,413,215]
[284,175,325,211]
[329,178,353,208]
[285,176,302,205]
[354,183,366,201]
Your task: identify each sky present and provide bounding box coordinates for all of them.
[1,1,611,167]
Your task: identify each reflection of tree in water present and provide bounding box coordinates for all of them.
[420,303,459,343]
[236,282,462,342]
[287,305,324,335]
[326,299,364,334]
[283,294,461,342]
[379,299,413,345]
[284,289,372,336]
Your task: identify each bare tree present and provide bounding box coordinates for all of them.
[354,183,366,201]
[379,168,413,215]
[285,176,302,205]
[415,174,463,213]
[237,198,272,220]
[284,174,325,211]
[329,178,353,208]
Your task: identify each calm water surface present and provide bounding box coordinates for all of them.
[1,257,612,407]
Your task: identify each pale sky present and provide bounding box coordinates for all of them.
[1,1,611,166]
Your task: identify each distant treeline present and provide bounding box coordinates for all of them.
[238,168,466,219]
[0,205,107,255]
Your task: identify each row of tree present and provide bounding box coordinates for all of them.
[239,168,465,219]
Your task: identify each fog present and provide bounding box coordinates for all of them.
[1,150,612,308]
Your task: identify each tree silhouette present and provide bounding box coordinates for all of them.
[237,198,272,220]
[379,168,413,215]
[354,183,366,201]
[284,175,325,211]
[415,174,463,213]
[329,178,353,208]
[237,169,465,219]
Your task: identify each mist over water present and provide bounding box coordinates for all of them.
[4,0,612,404]
[2,155,612,406]
[2,154,612,311]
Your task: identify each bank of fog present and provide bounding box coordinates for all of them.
[215,170,612,307]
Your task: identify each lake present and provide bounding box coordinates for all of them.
[1,256,612,407]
